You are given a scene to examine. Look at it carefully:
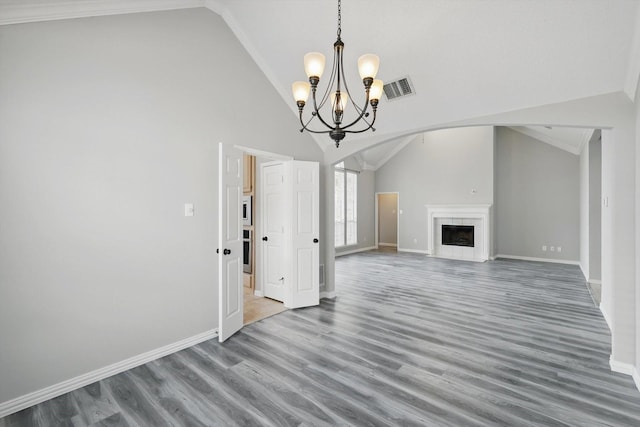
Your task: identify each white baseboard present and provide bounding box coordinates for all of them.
[610,356,635,376]
[599,302,612,330]
[495,254,580,266]
[428,254,487,263]
[589,279,602,285]
[254,290,264,297]
[397,248,429,255]
[320,291,337,299]
[0,328,219,418]
[335,246,377,257]
[633,367,640,392]
[378,242,397,247]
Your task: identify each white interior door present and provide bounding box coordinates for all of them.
[218,143,243,342]
[287,161,320,309]
[261,161,287,302]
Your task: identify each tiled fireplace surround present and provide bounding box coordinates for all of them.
[426,205,491,262]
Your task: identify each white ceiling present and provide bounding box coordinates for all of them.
[2,0,638,160]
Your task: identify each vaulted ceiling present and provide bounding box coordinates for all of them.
[2,0,639,158]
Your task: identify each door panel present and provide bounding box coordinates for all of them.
[261,162,287,302]
[218,143,243,342]
[288,161,319,308]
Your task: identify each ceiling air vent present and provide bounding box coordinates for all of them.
[383,77,415,101]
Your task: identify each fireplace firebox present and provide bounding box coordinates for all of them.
[442,225,474,247]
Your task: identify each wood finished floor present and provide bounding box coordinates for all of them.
[2,250,640,426]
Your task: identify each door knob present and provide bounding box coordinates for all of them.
[223,248,231,255]
[262,236,268,241]
[313,238,319,243]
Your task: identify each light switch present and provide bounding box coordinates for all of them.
[185,203,194,217]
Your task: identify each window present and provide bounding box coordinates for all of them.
[335,162,357,247]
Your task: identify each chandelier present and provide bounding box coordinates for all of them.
[291,0,383,148]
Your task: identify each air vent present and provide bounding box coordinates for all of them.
[383,77,415,101]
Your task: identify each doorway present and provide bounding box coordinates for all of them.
[241,153,287,325]
[376,192,399,250]
[218,143,321,341]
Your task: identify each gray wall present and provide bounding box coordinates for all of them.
[378,193,398,245]
[495,127,580,261]
[375,127,494,252]
[589,134,602,280]
[0,8,323,405]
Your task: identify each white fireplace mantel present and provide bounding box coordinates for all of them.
[425,204,492,262]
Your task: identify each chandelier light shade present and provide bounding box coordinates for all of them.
[292,0,382,148]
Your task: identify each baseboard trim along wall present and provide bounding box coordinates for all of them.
[0,328,219,418]
[398,248,429,255]
[335,246,377,257]
[320,291,337,299]
[378,242,397,247]
[494,254,580,266]
[633,367,640,392]
[609,356,635,376]
[254,290,264,297]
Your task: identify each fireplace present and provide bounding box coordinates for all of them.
[426,204,491,262]
[442,225,474,247]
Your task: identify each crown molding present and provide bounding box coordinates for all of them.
[508,126,582,155]
[0,0,206,26]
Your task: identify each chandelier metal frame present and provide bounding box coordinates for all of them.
[292,0,383,148]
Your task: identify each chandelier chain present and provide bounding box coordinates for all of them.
[337,0,341,38]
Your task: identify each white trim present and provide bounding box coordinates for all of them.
[426,204,491,262]
[494,254,580,266]
[633,367,640,392]
[600,302,612,330]
[374,192,400,250]
[0,328,218,418]
[398,248,429,255]
[378,243,397,247]
[428,254,486,263]
[609,356,635,376]
[588,279,602,285]
[234,145,293,161]
[508,126,584,155]
[335,246,377,257]
[320,291,337,299]
[254,290,264,297]
[0,0,205,26]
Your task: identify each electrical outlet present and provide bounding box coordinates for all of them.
[542,245,547,251]
[550,246,555,252]
[557,246,562,253]
[413,238,418,244]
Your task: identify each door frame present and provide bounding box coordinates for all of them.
[236,146,292,300]
[218,145,293,336]
[374,192,400,248]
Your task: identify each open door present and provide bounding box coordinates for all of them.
[218,143,243,342]
[261,161,287,302]
[260,160,320,308]
[288,161,320,308]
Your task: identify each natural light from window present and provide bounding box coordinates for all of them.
[335,162,357,247]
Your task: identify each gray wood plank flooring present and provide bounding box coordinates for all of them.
[2,250,640,426]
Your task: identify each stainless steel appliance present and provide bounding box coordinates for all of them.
[242,196,252,226]
[243,229,252,273]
